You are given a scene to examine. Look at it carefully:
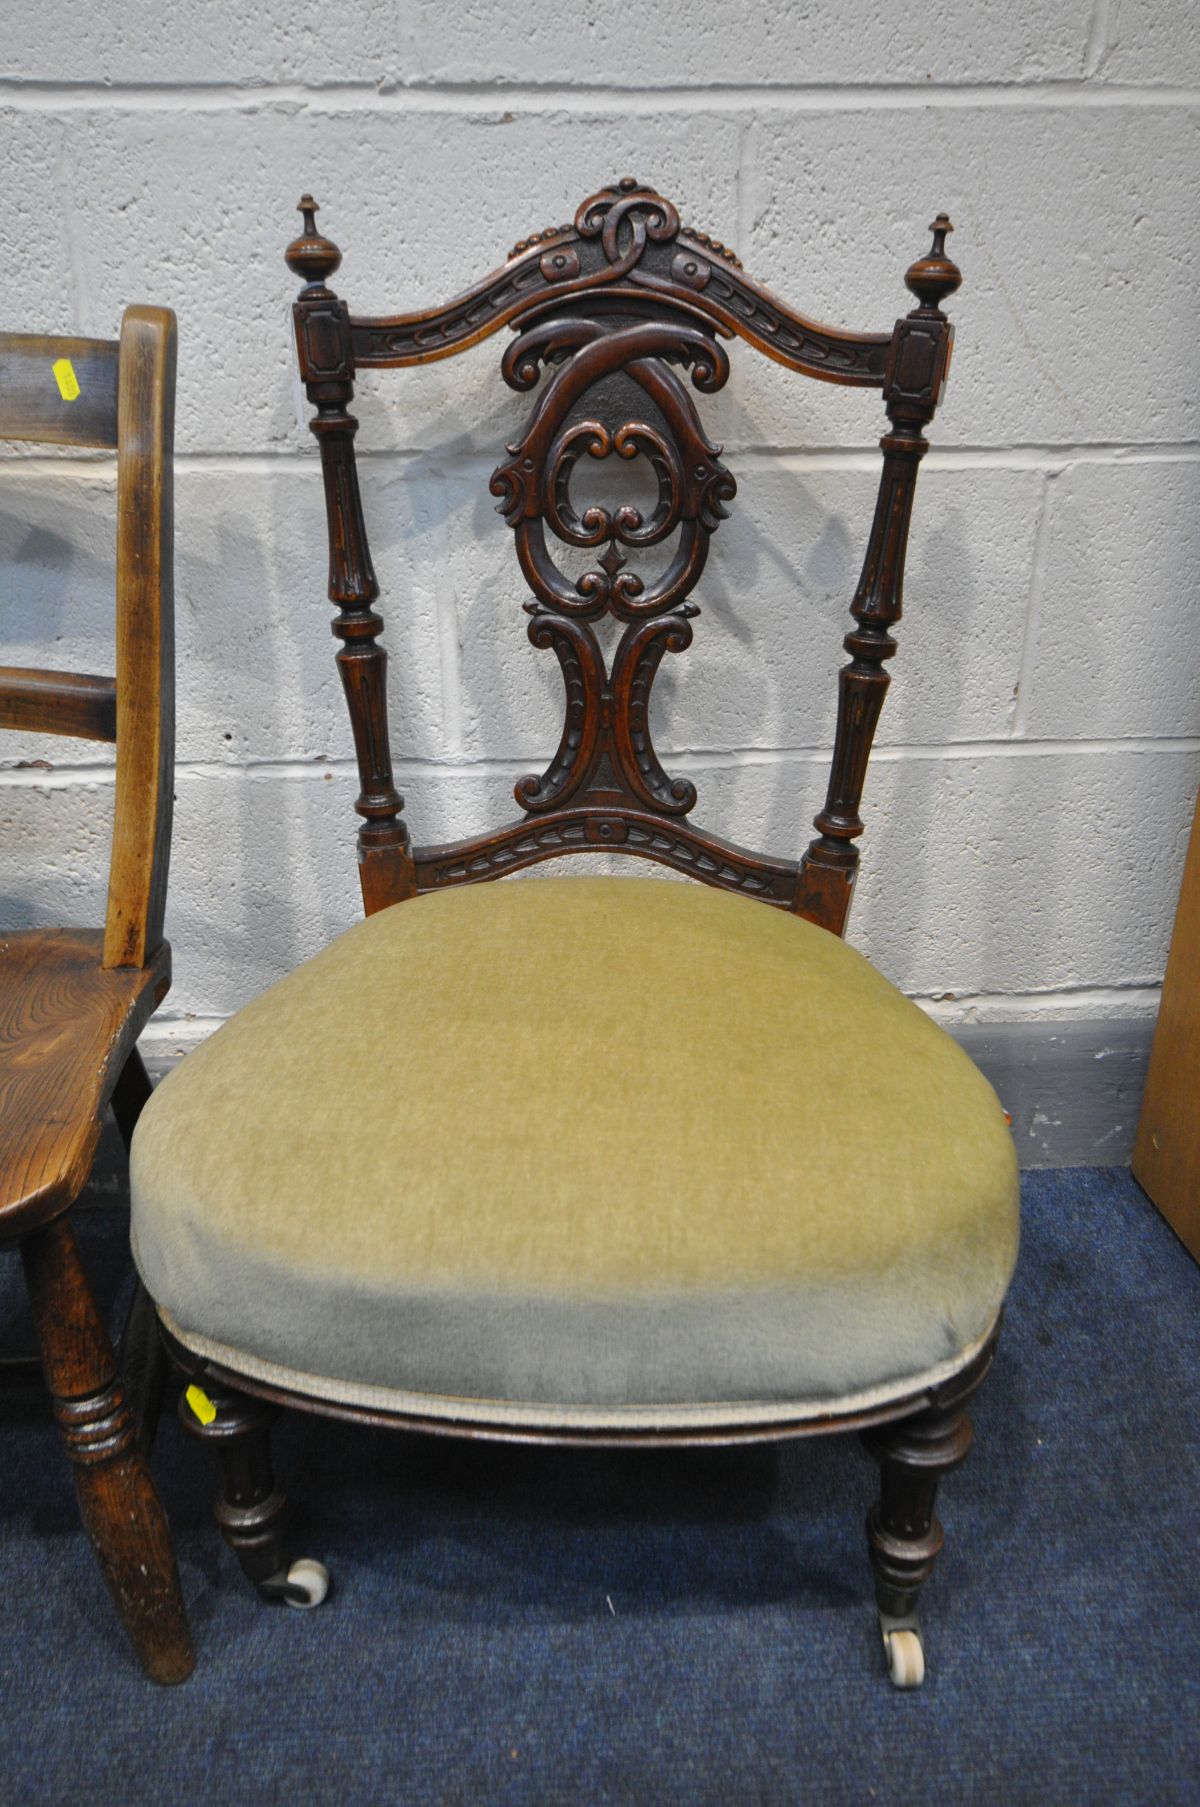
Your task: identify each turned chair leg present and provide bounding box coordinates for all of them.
[177,1378,328,1608]
[20,1216,194,1685]
[860,1401,974,1688]
[119,1279,170,1456]
[111,1047,170,1452]
[110,1043,153,1141]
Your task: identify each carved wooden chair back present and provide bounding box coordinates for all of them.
[0,309,175,969]
[286,180,960,932]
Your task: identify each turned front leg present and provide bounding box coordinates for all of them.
[861,1403,973,1620]
[21,1217,194,1684]
[178,1380,288,1593]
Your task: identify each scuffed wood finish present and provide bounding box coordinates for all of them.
[104,307,176,969]
[0,929,170,1236]
[287,187,959,931]
[2,308,189,1681]
[0,667,117,741]
[0,333,119,448]
[21,1217,193,1683]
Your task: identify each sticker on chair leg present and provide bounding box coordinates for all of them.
[185,1384,217,1425]
[52,358,80,401]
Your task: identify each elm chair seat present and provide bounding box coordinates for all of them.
[131,878,1019,1432]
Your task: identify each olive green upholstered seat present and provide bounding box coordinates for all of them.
[131,878,1019,1432]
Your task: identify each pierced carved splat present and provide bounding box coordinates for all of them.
[287,185,961,928]
[491,316,734,621]
[486,282,734,831]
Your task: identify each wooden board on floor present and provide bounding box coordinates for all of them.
[1133,788,1200,1263]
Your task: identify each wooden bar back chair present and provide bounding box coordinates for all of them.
[0,310,193,1684]
[132,184,1018,1687]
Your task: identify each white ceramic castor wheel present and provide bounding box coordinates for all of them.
[880,1612,925,1688]
[884,1627,925,1687]
[283,1558,329,1609]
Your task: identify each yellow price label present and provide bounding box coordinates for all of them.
[185,1384,217,1425]
[52,358,80,401]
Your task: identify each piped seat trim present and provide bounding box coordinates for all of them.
[159,1304,1002,1436]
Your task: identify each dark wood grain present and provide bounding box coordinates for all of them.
[414,806,801,904]
[0,333,120,448]
[111,1049,171,1452]
[288,201,416,914]
[0,667,117,741]
[21,1217,193,1682]
[0,929,170,1236]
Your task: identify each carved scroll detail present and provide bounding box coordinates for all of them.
[491,317,734,623]
[575,180,681,272]
[610,610,699,814]
[512,608,698,820]
[515,608,605,812]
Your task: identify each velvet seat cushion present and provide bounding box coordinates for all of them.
[130,877,1019,1430]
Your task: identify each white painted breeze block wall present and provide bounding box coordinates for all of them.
[2,1,1198,1060]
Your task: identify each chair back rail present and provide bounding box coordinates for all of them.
[0,308,176,969]
[0,335,120,448]
[0,669,118,742]
[286,182,960,934]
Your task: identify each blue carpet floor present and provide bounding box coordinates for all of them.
[1,1167,1198,1806]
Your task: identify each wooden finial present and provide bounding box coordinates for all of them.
[285,194,342,288]
[904,212,961,313]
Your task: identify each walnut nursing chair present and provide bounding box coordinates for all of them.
[132,183,1018,1687]
[0,311,193,1684]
